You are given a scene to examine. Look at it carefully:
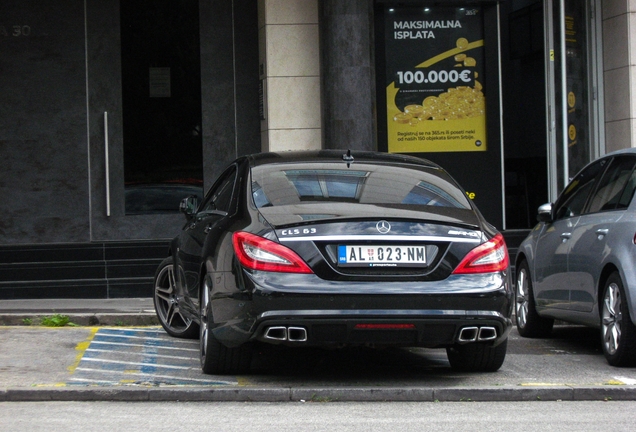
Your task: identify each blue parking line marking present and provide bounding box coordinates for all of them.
[80,357,194,370]
[90,340,198,352]
[86,348,196,361]
[68,327,237,386]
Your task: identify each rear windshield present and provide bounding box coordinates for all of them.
[251,162,471,209]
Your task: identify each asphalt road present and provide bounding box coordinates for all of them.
[1,400,636,432]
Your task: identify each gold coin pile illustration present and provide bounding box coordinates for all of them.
[393,38,484,124]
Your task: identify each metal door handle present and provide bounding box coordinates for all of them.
[561,232,571,242]
[104,112,111,217]
[596,228,609,237]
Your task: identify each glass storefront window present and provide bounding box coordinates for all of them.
[552,0,593,191]
[120,0,203,215]
[563,0,591,178]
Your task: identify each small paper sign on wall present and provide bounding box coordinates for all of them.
[149,67,171,98]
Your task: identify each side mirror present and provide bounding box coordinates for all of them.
[537,203,553,223]
[179,195,199,217]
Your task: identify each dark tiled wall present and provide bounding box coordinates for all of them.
[200,0,261,191]
[0,0,90,243]
[0,241,169,299]
[0,0,261,298]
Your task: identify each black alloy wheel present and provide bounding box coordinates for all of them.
[200,276,252,375]
[153,257,199,339]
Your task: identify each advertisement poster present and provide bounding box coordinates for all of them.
[385,6,487,153]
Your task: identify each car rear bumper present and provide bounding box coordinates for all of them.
[250,309,512,348]
[210,271,513,348]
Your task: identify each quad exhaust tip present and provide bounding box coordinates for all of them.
[265,325,495,344]
[457,326,497,343]
[264,326,308,342]
[287,327,308,342]
[264,326,287,341]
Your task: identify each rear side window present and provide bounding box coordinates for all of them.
[251,162,471,209]
[201,165,237,213]
[587,156,636,213]
[554,159,606,220]
[617,169,636,208]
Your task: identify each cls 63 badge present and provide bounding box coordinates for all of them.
[281,228,317,236]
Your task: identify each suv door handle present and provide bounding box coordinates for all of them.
[560,232,572,242]
[596,228,609,238]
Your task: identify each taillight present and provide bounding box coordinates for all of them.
[232,231,313,274]
[452,233,509,274]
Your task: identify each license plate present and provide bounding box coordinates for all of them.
[338,245,427,267]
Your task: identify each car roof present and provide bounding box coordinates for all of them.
[605,147,636,157]
[247,150,440,169]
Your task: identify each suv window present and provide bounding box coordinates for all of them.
[201,165,237,213]
[617,166,636,209]
[587,156,636,213]
[554,159,606,220]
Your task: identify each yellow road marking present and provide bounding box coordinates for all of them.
[68,327,99,373]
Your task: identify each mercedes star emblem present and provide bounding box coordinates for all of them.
[376,220,391,234]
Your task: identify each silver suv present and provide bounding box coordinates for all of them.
[515,148,636,366]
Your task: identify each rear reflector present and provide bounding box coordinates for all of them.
[354,323,416,330]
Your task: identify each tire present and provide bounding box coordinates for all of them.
[446,339,508,372]
[515,260,554,338]
[200,276,252,374]
[601,272,636,367]
[153,257,199,339]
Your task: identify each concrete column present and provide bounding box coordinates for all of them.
[320,0,376,151]
[258,0,322,152]
[602,0,636,152]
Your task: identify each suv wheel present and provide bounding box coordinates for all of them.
[601,272,636,367]
[515,260,553,338]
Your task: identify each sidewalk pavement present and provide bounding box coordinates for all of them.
[0,297,159,326]
[2,298,636,403]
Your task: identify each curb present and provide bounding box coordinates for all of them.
[1,386,635,402]
[0,313,159,327]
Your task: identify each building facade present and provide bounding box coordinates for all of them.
[0,0,631,299]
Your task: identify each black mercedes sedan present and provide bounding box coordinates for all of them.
[153,150,513,374]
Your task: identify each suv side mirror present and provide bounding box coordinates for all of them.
[537,203,553,223]
[179,195,199,217]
